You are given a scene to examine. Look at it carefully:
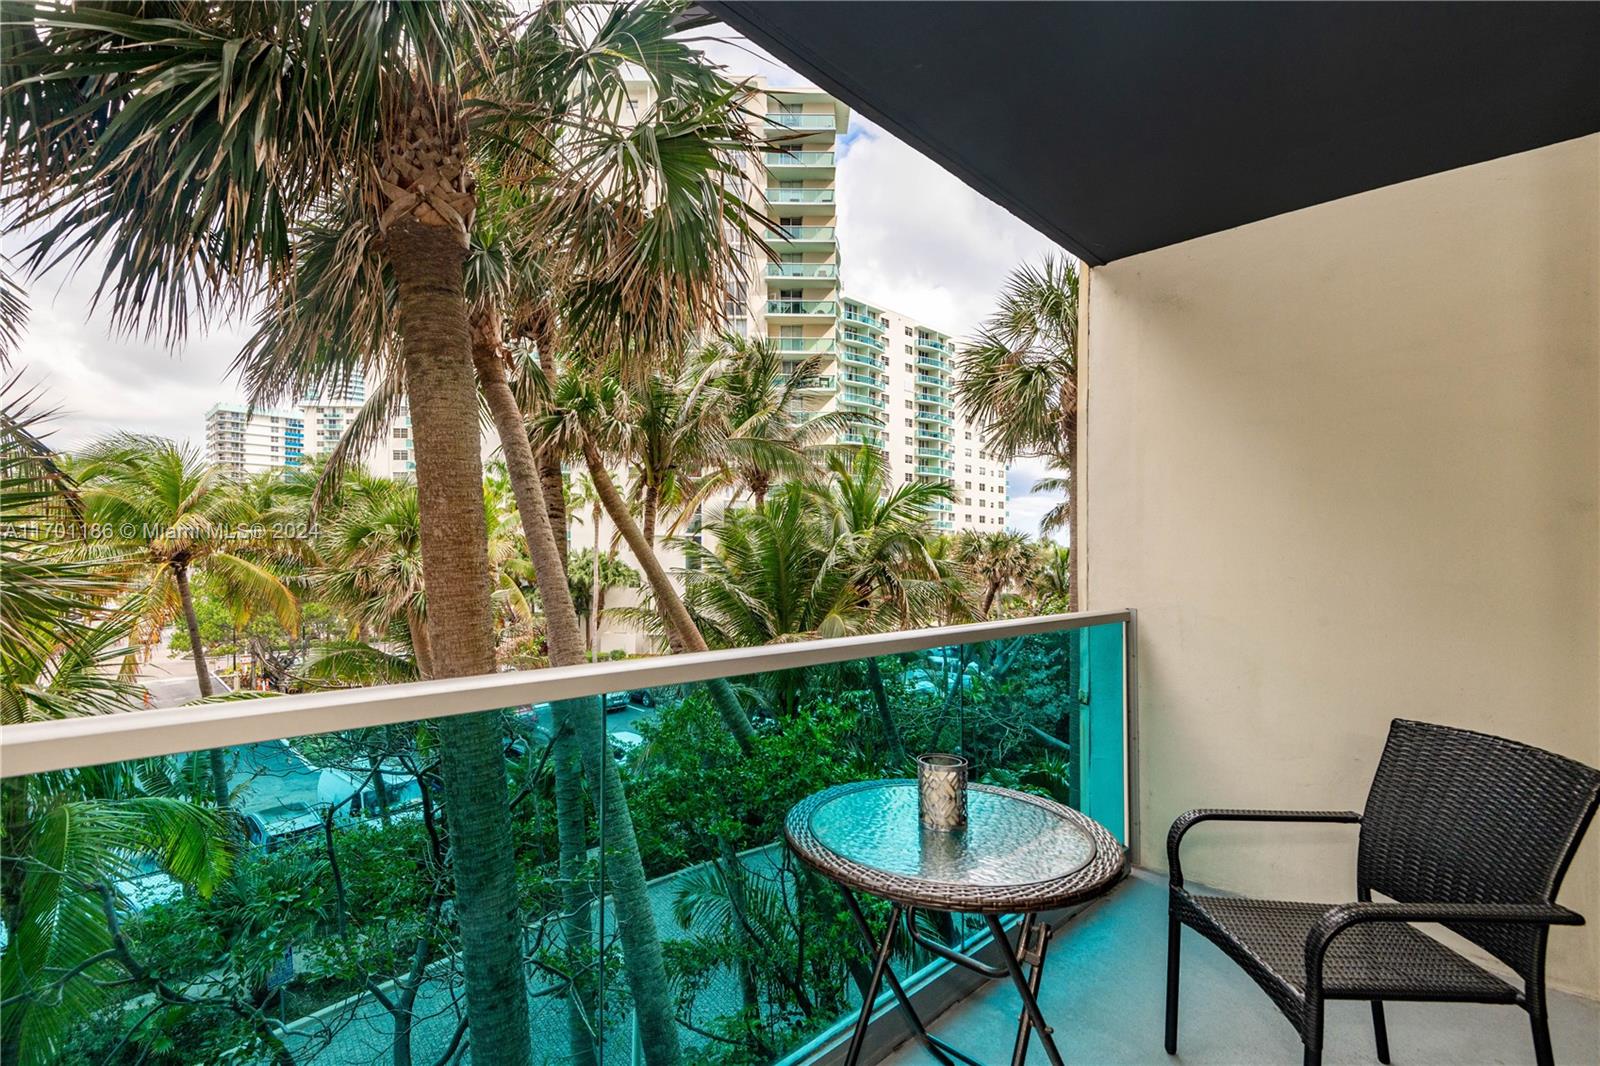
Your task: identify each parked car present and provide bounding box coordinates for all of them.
[603,690,656,713]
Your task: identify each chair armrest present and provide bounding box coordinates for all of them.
[1167,808,1361,888]
[1305,901,1584,991]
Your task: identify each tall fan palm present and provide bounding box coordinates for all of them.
[74,438,297,806]
[706,333,854,508]
[1,1,542,1055]
[73,438,297,689]
[956,255,1080,603]
[954,529,1038,618]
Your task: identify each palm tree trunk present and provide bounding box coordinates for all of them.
[473,330,682,1065]
[406,606,434,679]
[173,562,230,807]
[865,659,906,765]
[590,507,602,657]
[531,323,570,570]
[580,439,757,755]
[641,484,658,546]
[386,216,532,1066]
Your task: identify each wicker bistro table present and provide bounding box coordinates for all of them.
[785,780,1126,1066]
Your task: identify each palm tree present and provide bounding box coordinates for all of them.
[0,398,234,1066]
[955,529,1038,617]
[1028,543,1074,613]
[707,334,855,508]
[74,437,297,804]
[957,255,1080,604]
[1,4,547,1055]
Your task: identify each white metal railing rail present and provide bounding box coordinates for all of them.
[0,611,1134,779]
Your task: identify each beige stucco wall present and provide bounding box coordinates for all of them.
[1080,134,1600,996]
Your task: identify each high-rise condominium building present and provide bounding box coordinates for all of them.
[298,370,418,478]
[723,79,1007,533]
[204,403,304,475]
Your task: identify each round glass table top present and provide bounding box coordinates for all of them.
[805,780,1097,888]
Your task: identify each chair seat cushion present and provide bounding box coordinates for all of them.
[1175,891,1519,1026]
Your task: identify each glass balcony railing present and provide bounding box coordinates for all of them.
[774,337,835,355]
[778,373,836,392]
[916,391,953,407]
[916,336,951,353]
[839,347,884,370]
[765,113,837,130]
[915,462,952,476]
[916,354,948,371]
[842,309,886,331]
[764,187,835,205]
[916,446,951,459]
[765,262,838,279]
[0,614,1130,1065]
[764,150,836,167]
[840,431,885,448]
[766,226,836,244]
[916,371,946,387]
[916,410,954,426]
[841,330,885,351]
[916,427,954,442]
[766,299,838,316]
[841,371,884,390]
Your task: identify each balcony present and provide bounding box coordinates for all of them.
[915,336,951,353]
[765,224,837,248]
[778,373,836,393]
[915,446,951,459]
[765,187,835,205]
[839,388,886,410]
[840,371,884,390]
[764,150,836,176]
[765,299,838,318]
[840,347,885,371]
[764,112,837,131]
[773,337,835,355]
[842,309,886,331]
[840,431,885,448]
[0,614,1134,1066]
[841,329,886,351]
[765,262,838,281]
[916,354,948,371]
[915,391,952,407]
[915,410,954,426]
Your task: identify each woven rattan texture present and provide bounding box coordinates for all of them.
[786,780,1126,914]
[1357,718,1600,982]
[1174,891,1519,1028]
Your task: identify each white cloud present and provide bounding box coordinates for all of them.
[2,232,253,452]
[5,25,1069,534]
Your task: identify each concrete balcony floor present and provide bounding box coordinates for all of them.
[882,873,1599,1065]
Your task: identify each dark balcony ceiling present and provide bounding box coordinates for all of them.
[700,2,1600,265]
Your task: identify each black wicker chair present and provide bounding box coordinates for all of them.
[1165,718,1600,1066]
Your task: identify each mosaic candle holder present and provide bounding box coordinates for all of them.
[916,752,969,831]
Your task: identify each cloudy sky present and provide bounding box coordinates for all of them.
[2,25,1068,540]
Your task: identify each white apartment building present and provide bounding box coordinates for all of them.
[298,369,418,479]
[203,403,304,475]
[720,79,1008,533]
[863,300,1010,531]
